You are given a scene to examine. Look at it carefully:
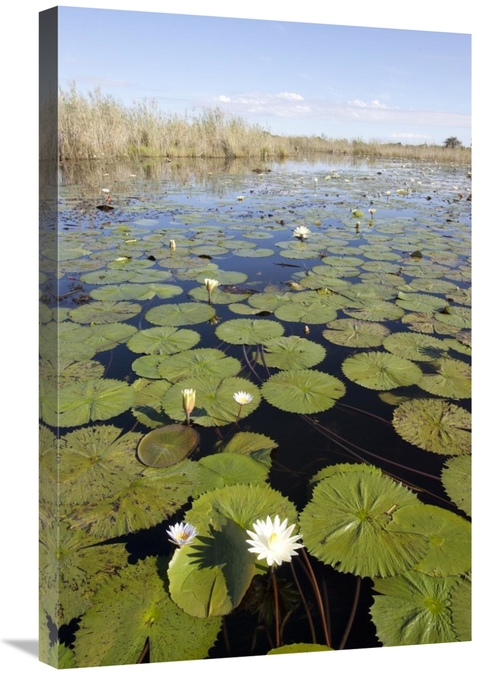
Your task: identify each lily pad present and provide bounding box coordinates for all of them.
[261,336,326,370]
[268,643,333,654]
[219,431,277,469]
[194,453,269,497]
[74,557,221,666]
[388,503,471,577]
[392,399,471,455]
[323,319,390,348]
[418,358,471,399]
[343,299,405,322]
[127,326,201,355]
[341,352,422,390]
[441,455,471,516]
[162,376,261,427]
[450,574,471,641]
[396,292,449,313]
[370,571,458,646]
[383,332,449,362]
[215,318,284,345]
[300,465,428,578]
[137,424,200,467]
[69,301,142,324]
[261,369,345,413]
[58,379,135,427]
[145,302,216,327]
[156,348,242,382]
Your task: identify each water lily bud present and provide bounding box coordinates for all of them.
[181,389,196,415]
[169,239,176,250]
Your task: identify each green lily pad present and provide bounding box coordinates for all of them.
[66,461,200,538]
[58,379,135,427]
[137,424,200,467]
[157,348,242,382]
[383,332,449,362]
[127,326,201,355]
[194,453,269,497]
[370,571,458,646]
[162,376,261,427]
[342,352,422,390]
[274,300,338,324]
[343,299,405,322]
[418,358,471,399]
[323,319,390,348]
[90,283,183,302]
[389,503,471,577]
[219,431,277,469]
[396,292,449,313]
[188,286,250,304]
[168,484,299,617]
[268,643,333,654]
[145,302,216,326]
[261,336,326,370]
[131,378,172,428]
[392,399,471,455]
[69,301,142,324]
[58,425,144,504]
[435,306,471,329]
[300,465,428,578]
[261,369,345,413]
[402,312,461,336]
[450,574,471,641]
[74,557,221,666]
[81,323,138,353]
[215,318,284,345]
[442,455,471,516]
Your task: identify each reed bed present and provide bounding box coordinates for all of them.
[54,86,471,164]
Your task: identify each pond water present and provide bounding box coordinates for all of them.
[39,154,471,666]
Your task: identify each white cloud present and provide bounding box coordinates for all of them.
[218,95,231,102]
[349,98,388,109]
[277,92,304,101]
[390,132,432,140]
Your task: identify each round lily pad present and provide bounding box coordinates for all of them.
[69,301,142,325]
[215,318,284,345]
[127,326,201,355]
[261,369,345,413]
[300,465,428,578]
[392,398,471,455]
[157,348,242,382]
[323,319,390,348]
[137,424,200,467]
[341,352,422,390]
[383,332,449,362]
[441,455,471,516]
[145,302,216,326]
[58,379,136,427]
[261,336,326,370]
[418,358,471,399]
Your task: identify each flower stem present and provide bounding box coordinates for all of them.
[290,559,317,644]
[271,566,281,648]
[300,549,331,648]
[338,576,361,650]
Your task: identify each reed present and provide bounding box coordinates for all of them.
[54,86,471,164]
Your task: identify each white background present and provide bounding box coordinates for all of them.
[0,1,494,674]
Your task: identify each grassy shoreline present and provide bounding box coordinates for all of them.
[53,86,471,164]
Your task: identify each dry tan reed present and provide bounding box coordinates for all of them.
[53,86,471,165]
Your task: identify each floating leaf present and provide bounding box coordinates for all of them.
[127,326,201,355]
[219,431,277,469]
[261,336,326,370]
[450,574,471,641]
[389,504,471,577]
[157,348,242,382]
[162,376,261,427]
[323,319,390,348]
[74,557,221,666]
[392,399,471,455]
[300,465,428,578]
[268,644,333,654]
[274,300,338,324]
[402,312,461,336]
[145,302,216,326]
[418,358,471,399]
[261,369,345,413]
[69,301,142,324]
[396,292,448,313]
[370,572,458,646]
[383,332,449,362]
[131,378,172,428]
[58,379,135,427]
[90,283,183,302]
[81,323,138,352]
[343,299,405,322]
[188,286,249,304]
[341,352,422,390]
[435,306,471,329]
[66,461,200,538]
[215,318,284,345]
[442,455,471,516]
[137,424,200,467]
[194,453,269,497]
[58,425,144,503]
[168,484,298,617]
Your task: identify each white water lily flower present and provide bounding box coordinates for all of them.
[169,239,176,250]
[293,226,310,240]
[233,391,253,405]
[181,388,196,414]
[166,522,198,547]
[204,278,220,293]
[246,515,304,567]
[101,188,110,193]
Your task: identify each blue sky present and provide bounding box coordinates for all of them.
[58,6,471,145]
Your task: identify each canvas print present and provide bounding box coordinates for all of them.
[39,6,471,668]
